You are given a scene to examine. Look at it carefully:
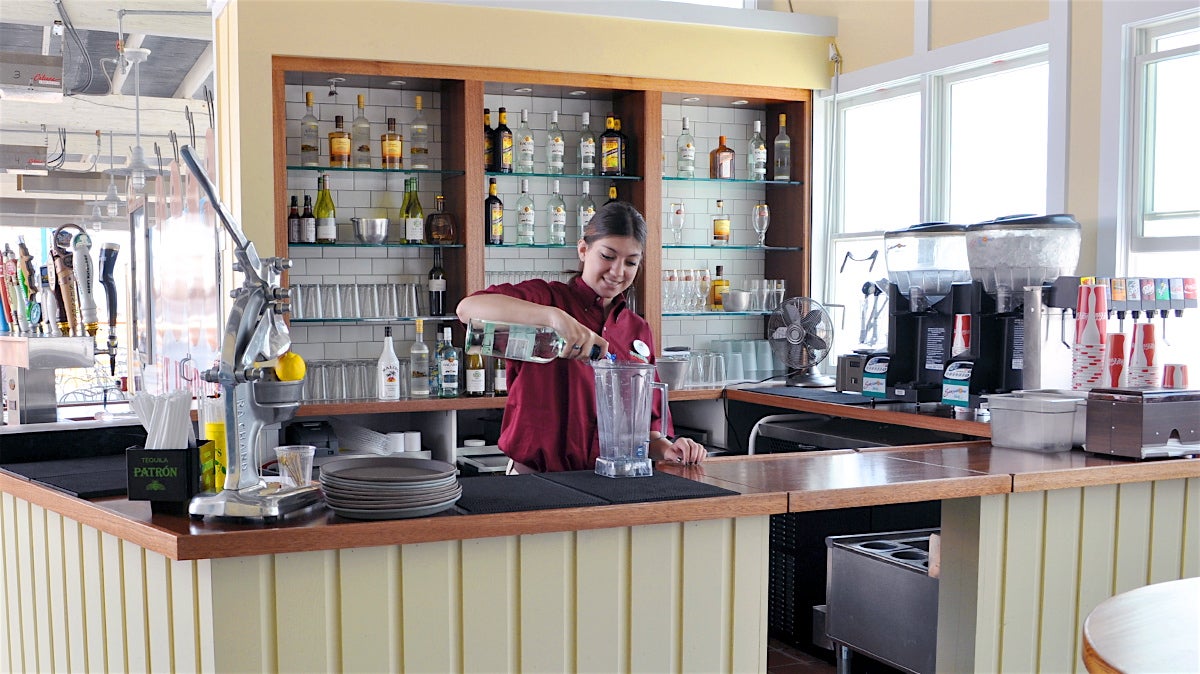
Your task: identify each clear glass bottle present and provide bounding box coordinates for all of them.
[577,181,597,238]
[493,357,508,395]
[300,91,320,166]
[377,326,400,400]
[428,247,446,316]
[299,194,316,243]
[314,175,337,244]
[409,95,430,169]
[578,111,596,175]
[464,318,594,363]
[483,108,493,171]
[437,327,459,399]
[352,94,372,168]
[709,135,734,179]
[711,199,729,246]
[286,195,300,243]
[748,120,767,180]
[600,114,622,176]
[485,177,504,245]
[402,177,425,244]
[677,115,695,178]
[426,194,457,244]
[773,113,791,181]
[614,116,627,175]
[515,178,535,245]
[410,318,431,397]
[546,110,564,174]
[493,107,513,173]
[328,115,350,168]
[515,109,534,173]
[380,117,402,169]
[465,347,486,397]
[547,179,566,245]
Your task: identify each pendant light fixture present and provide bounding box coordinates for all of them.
[105,46,158,191]
[103,131,122,216]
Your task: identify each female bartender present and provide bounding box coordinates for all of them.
[456,201,706,473]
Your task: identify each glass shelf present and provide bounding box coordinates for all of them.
[289,242,464,248]
[286,165,465,177]
[290,315,456,325]
[485,242,575,248]
[485,171,642,181]
[661,311,772,317]
[662,244,801,251]
[662,176,802,186]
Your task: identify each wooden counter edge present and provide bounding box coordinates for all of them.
[726,389,992,437]
[1012,458,1200,492]
[789,473,1013,512]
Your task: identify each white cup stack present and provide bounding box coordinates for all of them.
[1071,284,1108,390]
[1126,322,1160,387]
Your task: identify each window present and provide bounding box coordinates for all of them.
[1127,13,1200,249]
[823,50,1050,355]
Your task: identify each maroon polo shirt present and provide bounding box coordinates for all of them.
[473,277,670,472]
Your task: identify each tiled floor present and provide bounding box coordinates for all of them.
[767,639,836,674]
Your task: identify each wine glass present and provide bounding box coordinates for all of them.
[695,269,711,312]
[752,203,770,247]
[668,203,686,245]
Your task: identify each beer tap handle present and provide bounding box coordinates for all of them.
[51,248,80,336]
[39,266,61,337]
[73,232,100,337]
[45,257,68,335]
[99,243,120,376]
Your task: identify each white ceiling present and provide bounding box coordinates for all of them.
[0,0,213,227]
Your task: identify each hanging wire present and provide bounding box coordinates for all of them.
[53,0,95,96]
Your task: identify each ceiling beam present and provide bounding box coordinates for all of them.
[108,33,146,96]
[172,41,212,99]
[0,0,212,41]
[0,93,210,141]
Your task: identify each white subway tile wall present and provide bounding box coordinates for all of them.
[282,83,787,359]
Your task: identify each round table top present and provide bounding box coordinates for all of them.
[1082,576,1200,674]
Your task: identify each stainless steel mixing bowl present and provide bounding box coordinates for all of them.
[351,217,389,244]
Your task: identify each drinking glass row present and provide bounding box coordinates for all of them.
[291,283,425,320]
[303,359,410,402]
[661,272,787,313]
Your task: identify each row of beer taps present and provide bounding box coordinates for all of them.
[0,226,121,375]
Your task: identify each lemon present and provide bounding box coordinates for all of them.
[274,351,307,382]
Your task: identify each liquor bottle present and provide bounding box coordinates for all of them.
[748,120,767,180]
[710,265,730,311]
[410,318,431,397]
[492,107,513,173]
[600,114,622,176]
[546,110,565,175]
[315,175,337,244]
[677,116,695,178]
[427,194,457,244]
[578,181,597,237]
[402,177,425,244]
[578,111,596,175]
[711,199,730,246]
[410,95,430,169]
[465,347,486,397]
[492,357,508,395]
[378,326,401,400]
[605,184,618,205]
[437,327,460,398]
[709,135,734,179]
[515,109,534,173]
[300,91,320,166]
[614,116,627,176]
[380,117,403,169]
[773,113,791,181]
[352,94,372,168]
[485,177,504,245]
[299,194,316,243]
[428,247,446,316]
[547,179,566,245]
[515,178,535,245]
[465,318,603,363]
[286,195,301,243]
[329,115,350,168]
[483,108,493,171]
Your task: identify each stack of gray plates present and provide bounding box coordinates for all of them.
[319,456,460,520]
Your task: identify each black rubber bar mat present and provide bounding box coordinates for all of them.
[455,474,607,514]
[536,470,738,504]
[1,453,127,479]
[742,386,878,405]
[33,470,128,499]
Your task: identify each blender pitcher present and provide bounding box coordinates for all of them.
[593,360,669,478]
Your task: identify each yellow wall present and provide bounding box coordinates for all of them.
[216,0,832,248]
[1068,0,1105,274]
[789,0,914,71]
[930,0,1049,50]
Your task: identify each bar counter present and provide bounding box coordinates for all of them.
[3,444,1197,673]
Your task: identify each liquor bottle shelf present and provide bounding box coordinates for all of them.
[484,243,576,249]
[662,244,802,251]
[289,242,464,248]
[290,316,460,325]
[662,176,802,186]
[484,171,642,181]
[661,311,773,317]
[286,165,466,177]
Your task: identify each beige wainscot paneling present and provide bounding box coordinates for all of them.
[937,477,1200,674]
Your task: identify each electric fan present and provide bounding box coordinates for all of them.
[767,297,836,387]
